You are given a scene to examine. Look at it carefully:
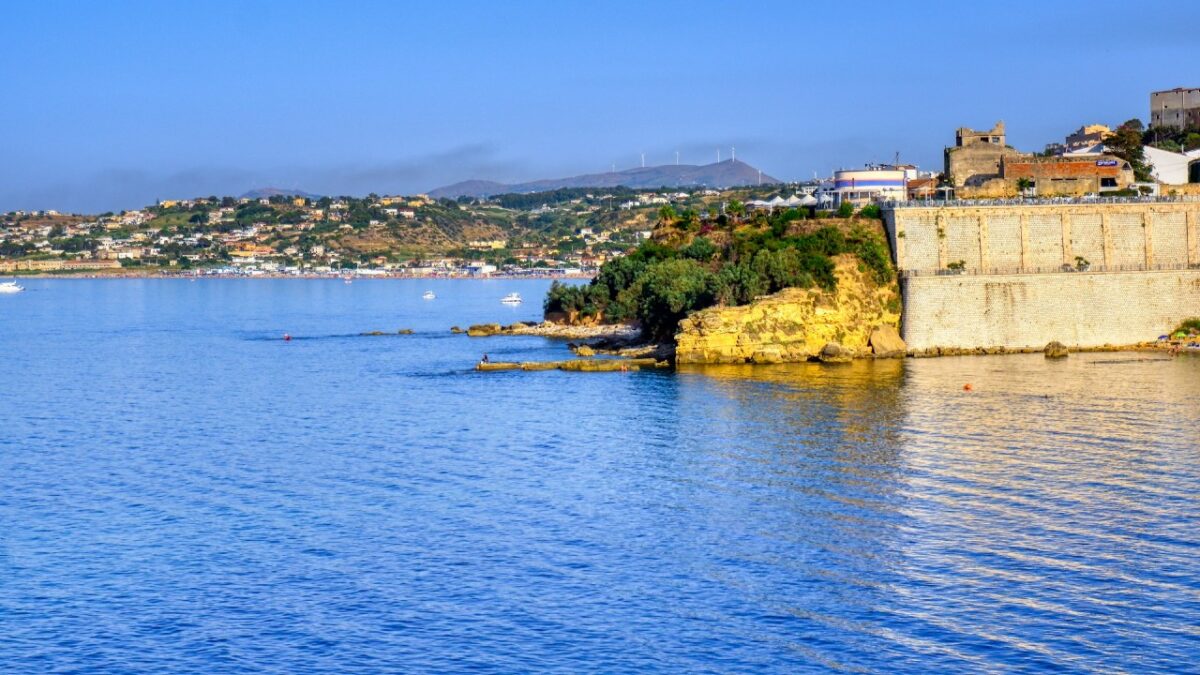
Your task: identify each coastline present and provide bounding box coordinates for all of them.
[4,272,596,280]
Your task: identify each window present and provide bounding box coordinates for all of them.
[1100,178,1117,188]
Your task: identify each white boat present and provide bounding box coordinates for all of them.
[501,292,522,305]
[423,290,436,300]
[0,281,24,294]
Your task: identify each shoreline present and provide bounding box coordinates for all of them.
[3,272,596,280]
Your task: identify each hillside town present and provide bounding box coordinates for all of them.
[3,87,1199,277]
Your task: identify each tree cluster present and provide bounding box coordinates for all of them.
[545,209,894,341]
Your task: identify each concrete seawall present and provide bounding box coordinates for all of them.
[885,201,1200,350]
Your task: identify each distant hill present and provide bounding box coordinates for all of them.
[240,187,323,200]
[429,160,780,199]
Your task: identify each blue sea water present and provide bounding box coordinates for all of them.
[2,278,1199,673]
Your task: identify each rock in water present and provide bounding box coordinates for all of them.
[574,345,596,357]
[466,323,503,337]
[1044,341,1069,358]
[869,325,907,358]
[450,326,464,334]
[397,329,414,335]
[818,342,852,363]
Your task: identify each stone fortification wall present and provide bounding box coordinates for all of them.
[884,201,1200,350]
[901,269,1200,350]
[884,202,1200,274]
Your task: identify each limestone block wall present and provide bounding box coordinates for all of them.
[884,202,1200,273]
[901,269,1200,350]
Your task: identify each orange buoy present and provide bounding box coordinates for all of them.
[963,383,973,392]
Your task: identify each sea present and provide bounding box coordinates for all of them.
[2,278,1199,673]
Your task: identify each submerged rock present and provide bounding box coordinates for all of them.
[475,357,668,372]
[476,361,520,371]
[1044,341,1070,359]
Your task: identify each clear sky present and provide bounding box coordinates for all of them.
[3,0,1198,212]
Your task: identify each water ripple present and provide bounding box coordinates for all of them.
[2,281,1199,672]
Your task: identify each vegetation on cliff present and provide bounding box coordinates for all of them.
[544,207,894,341]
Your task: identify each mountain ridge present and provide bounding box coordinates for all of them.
[429,160,780,199]
[240,187,323,200]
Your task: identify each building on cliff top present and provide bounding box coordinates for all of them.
[944,121,1026,189]
[1045,124,1114,155]
[1001,155,1135,196]
[1151,87,1200,131]
[945,121,1134,198]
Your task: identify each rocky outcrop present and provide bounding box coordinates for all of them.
[466,323,504,337]
[1044,341,1069,358]
[675,255,901,364]
[869,325,906,358]
[466,321,640,340]
[818,342,852,363]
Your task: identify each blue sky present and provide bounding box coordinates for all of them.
[2,0,1198,212]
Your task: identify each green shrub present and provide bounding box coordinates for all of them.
[837,201,854,218]
[852,234,893,284]
[681,236,718,261]
[1175,318,1200,334]
[858,204,882,219]
[636,259,717,340]
[714,260,768,305]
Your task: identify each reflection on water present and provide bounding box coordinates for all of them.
[676,355,1200,671]
[1,280,1199,672]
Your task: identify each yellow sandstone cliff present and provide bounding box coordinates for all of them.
[675,254,902,364]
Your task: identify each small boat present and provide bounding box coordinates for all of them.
[501,292,522,305]
[422,290,436,300]
[0,281,24,294]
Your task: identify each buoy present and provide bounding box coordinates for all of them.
[963,383,973,391]
[284,333,292,342]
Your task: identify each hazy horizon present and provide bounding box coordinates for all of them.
[3,0,1199,213]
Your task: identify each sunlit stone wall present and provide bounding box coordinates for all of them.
[883,202,1200,349]
[900,269,1200,349]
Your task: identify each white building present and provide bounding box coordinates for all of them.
[820,166,907,206]
[1143,145,1200,185]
